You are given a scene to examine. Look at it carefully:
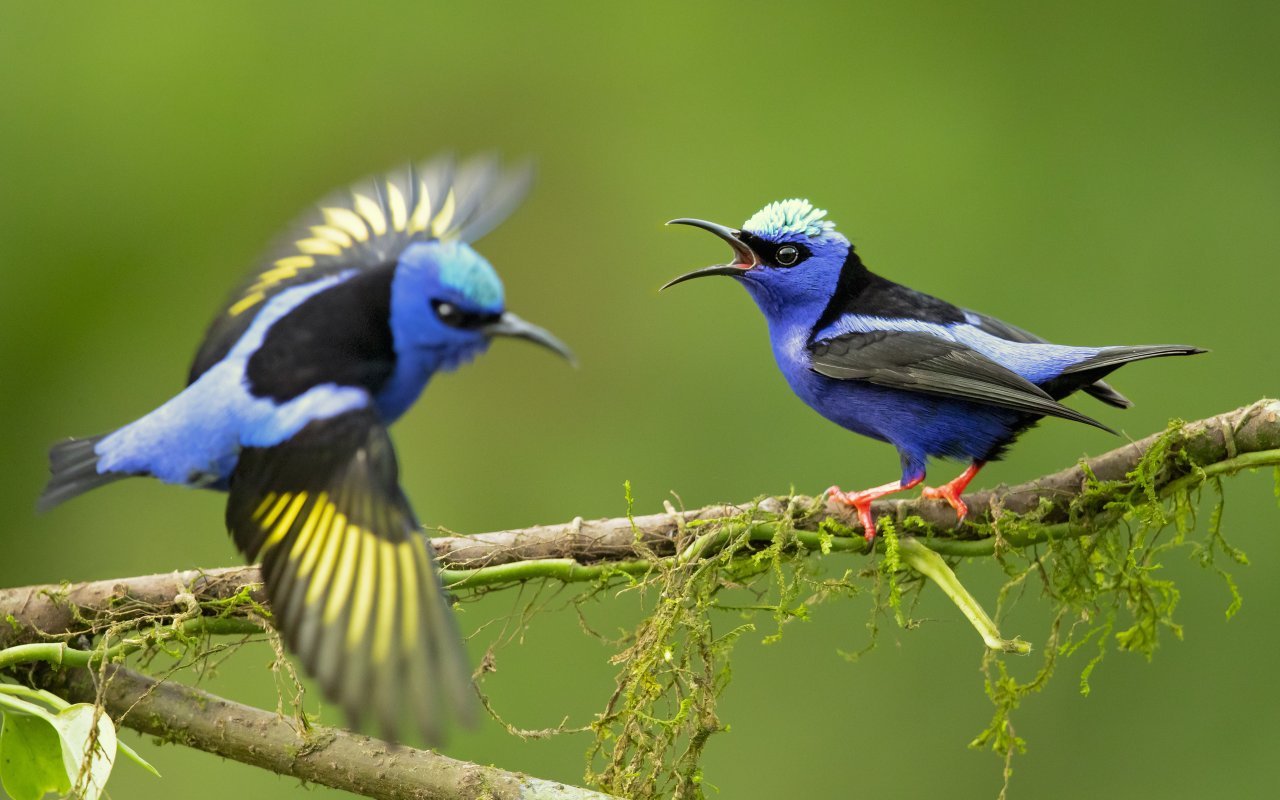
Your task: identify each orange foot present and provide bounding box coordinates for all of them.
[920,461,985,521]
[826,475,923,542]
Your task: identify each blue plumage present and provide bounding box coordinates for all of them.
[814,314,1103,384]
[39,156,573,744]
[380,242,506,418]
[664,199,1204,539]
[96,274,368,486]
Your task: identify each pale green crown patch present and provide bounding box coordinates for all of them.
[742,199,835,239]
[439,245,505,309]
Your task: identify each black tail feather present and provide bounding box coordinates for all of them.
[1043,345,1206,402]
[1082,379,1133,409]
[37,436,124,512]
[1064,345,1208,377]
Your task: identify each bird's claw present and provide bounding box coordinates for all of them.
[921,483,969,520]
[825,485,880,543]
[919,462,984,522]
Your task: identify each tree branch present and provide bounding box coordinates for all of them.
[5,399,1276,649]
[32,663,617,800]
[428,397,1280,566]
[3,399,1277,798]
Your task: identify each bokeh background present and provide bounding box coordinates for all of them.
[2,2,1277,798]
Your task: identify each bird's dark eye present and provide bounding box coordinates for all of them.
[776,245,800,266]
[432,299,500,330]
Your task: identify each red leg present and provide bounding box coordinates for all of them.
[921,461,986,521]
[826,474,924,542]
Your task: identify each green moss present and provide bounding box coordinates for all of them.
[582,496,874,799]
[966,420,1257,797]
[6,415,1271,800]
[572,420,1266,800]
[586,502,776,799]
[206,583,271,620]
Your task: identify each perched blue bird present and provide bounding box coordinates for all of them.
[39,155,573,742]
[663,199,1203,540]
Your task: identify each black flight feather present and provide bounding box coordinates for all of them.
[809,330,1116,433]
[226,407,475,743]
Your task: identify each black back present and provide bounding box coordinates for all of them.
[244,264,397,402]
[811,250,965,341]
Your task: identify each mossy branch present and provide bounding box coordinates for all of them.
[4,400,1276,649]
[2,399,1276,798]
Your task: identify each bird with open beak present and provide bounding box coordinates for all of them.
[663,199,1203,541]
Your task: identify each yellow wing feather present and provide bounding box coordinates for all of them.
[216,155,531,321]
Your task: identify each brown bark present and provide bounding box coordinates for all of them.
[37,664,615,800]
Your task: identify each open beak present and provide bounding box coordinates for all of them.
[483,312,577,366]
[661,218,758,290]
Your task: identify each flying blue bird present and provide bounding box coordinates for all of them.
[663,199,1203,540]
[38,155,574,742]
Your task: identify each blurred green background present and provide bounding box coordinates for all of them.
[1,2,1277,797]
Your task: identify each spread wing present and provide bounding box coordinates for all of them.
[226,407,475,743]
[189,154,532,383]
[809,330,1115,432]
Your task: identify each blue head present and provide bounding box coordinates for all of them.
[380,240,573,418]
[663,199,853,325]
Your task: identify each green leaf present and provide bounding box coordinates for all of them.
[0,684,158,778]
[117,738,161,777]
[0,684,68,717]
[50,704,116,800]
[1,712,72,800]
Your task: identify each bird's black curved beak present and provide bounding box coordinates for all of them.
[661,218,758,290]
[484,312,577,366]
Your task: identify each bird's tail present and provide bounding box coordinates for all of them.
[1048,345,1207,399]
[1082,379,1133,409]
[1068,345,1207,374]
[37,435,126,512]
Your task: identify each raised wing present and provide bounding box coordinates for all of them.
[809,329,1115,432]
[226,407,474,743]
[189,154,532,383]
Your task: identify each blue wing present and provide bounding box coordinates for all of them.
[811,313,1203,421]
[814,313,1105,384]
[808,325,1115,432]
